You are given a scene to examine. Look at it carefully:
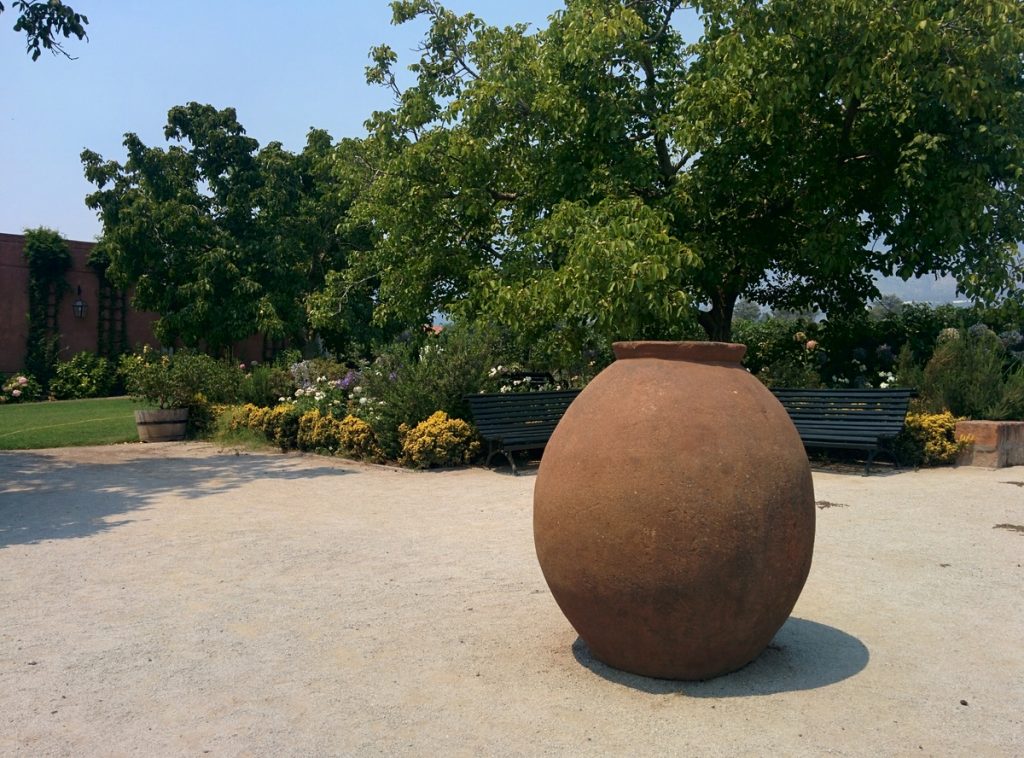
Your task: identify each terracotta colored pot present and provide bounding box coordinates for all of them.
[534,341,815,680]
[135,408,188,442]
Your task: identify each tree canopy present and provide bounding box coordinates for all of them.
[344,0,1024,343]
[82,103,381,356]
[2,0,87,59]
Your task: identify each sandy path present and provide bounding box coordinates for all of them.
[1,443,1021,757]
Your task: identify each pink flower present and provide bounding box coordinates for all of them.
[16,376,28,386]
[12,389,21,398]
[805,340,818,350]
[239,363,247,370]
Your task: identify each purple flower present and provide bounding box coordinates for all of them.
[388,371,398,382]
[339,370,359,390]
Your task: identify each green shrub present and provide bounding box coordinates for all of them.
[50,352,117,399]
[355,325,509,456]
[895,411,970,467]
[734,319,825,387]
[0,374,42,404]
[119,349,245,438]
[239,364,294,406]
[399,411,479,468]
[920,326,1020,419]
[120,348,242,408]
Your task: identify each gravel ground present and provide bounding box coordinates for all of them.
[1,442,1022,757]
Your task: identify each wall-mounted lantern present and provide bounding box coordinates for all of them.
[72,285,87,320]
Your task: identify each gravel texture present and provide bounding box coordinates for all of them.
[1,442,1022,757]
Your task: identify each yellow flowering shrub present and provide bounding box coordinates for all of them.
[399,411,479,469]
[896,411,971,467]
[228,403,260,431]
[338,414,383,461]
[265,405,302,449]
[297,409,341,452]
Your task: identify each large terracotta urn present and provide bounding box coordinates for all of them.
[534,341,815,680]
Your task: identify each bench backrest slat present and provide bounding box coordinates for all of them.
[771,388,914,442]
[467,390,580,439]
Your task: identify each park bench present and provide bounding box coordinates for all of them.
[466,389,581,475]
[770,387,916,475]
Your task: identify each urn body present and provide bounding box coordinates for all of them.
[533,341,815,680]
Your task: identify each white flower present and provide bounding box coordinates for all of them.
[315,392,325,400]
[359,397,368,405]
[353,386,362,395]
[294,388,304,397]
[278,396,287,403]
[880,382,890,389]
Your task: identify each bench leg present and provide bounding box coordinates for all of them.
[864,450,875,476]
[484,444,519,475]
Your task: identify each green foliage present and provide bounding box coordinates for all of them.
[22,227,71,389]
[0,373,42,404]
[2,0,88,60]
[238,364,294,407]
[50,352,116,399]
[353,0,1024,342]
[921,326,1024,419]
[82,107,374,355]
[895,411,970,467]
[398,411,479,468]
[354,325,509,455]
[119,348,243,410]
[734,318,818,384]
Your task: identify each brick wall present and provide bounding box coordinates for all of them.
[0,232,265,374]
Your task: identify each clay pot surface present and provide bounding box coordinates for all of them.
[533,341,815,680]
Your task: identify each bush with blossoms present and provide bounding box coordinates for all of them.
[0,374,42,404]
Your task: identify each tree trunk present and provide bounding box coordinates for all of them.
[697,291,738,342]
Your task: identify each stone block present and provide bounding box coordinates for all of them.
[956,420,1024,468]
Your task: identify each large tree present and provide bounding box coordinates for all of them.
[349,0,1024,343]
[82,103,372,355]
[2,0,87,59]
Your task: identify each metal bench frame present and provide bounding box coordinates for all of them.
[466,390,580,475]
[771,388,916,475]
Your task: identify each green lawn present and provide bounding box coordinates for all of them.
[0,397,154,450]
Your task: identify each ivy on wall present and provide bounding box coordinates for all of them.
[22,227,71,388]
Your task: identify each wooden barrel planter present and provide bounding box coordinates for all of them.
[135,408,188,442]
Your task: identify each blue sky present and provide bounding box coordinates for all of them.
[1,0,957,302]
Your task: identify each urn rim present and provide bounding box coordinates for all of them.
[612,340,747,364]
